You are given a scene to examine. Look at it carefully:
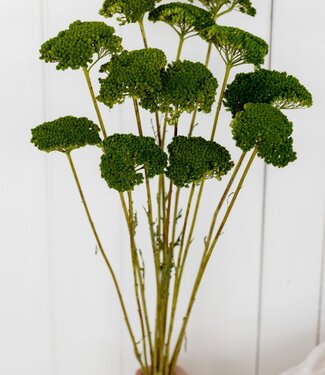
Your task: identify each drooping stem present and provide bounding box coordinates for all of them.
[210,63,232,141]
[82,67,107,139]
[65,152,144,370]
[169,148,258,373]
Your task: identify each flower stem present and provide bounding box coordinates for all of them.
[127,191,153,370]
[176,34,185,61]
[66,152,144,369]
[169,148,258,373]
[188,42,213,137]
[204,152,246,255]
[82,67,107,139]
[210,63,231,141]
[139,18,149,49]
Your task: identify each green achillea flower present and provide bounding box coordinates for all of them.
[231,103,297,167]
[98,48,167,111]
[31,116,101,153]
[148,2,215,37]
[100,134,167,192]
[188,0,256,18]
[166,136,234,187]
[39,21,122,71]
[99,0,160,24]
[224,69,313,116]
[159,60,219,124]
[200,24,268,67]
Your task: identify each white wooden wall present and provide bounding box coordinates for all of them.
[1,1,324,374]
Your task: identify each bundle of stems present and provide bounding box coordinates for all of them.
[31,2,312,374]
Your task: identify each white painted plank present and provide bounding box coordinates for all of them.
[258,1,325,374]
[0,1,52,375]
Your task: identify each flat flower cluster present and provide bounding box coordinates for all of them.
[39,21,122,70]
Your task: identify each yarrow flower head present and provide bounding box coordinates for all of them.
[224,69,313,116]
[39,20,123,70]
[99,0,161,24]
[31,116,101,153]
[158,60,219,124]
[98,48,167,111]
[100,134,167,192]
[231,103,297,167]
[200,24,268,67]
[148,2,215,37]
[187,0,256,18]
[166,136,234,187]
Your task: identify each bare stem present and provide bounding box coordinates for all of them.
[169,148,258,372]
[210,63,231,141]
[139,18,149,49]
[66,152,144,370]
[82,67,107,139]
[204,152,246,255]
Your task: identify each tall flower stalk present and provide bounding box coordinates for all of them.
[31,2,312,374]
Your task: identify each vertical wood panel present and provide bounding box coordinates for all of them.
[0,1,52,374]
[258,1,325,374]
[42,1,123,374]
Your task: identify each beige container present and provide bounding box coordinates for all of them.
[136,366,188,375]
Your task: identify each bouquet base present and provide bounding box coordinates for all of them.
[136,365,188,375]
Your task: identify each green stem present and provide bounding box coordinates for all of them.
[163,184,195,373]
[204,152,246,255]
[155,111,162,146]
[139,18,149,49]
[124,192,149,372]
[177,180,205,287]
[205,42,213,66]
[132,98,158,273]
[171,187,181,249]
[133,98,144,136]
[127,191,154,370]
[176,34,185,61]
[188,42,213,137]
[66,152,144,370]
[161,115,168,150]
[169,148,258,373]
[82,67,107,139]
[210,63,231,141]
